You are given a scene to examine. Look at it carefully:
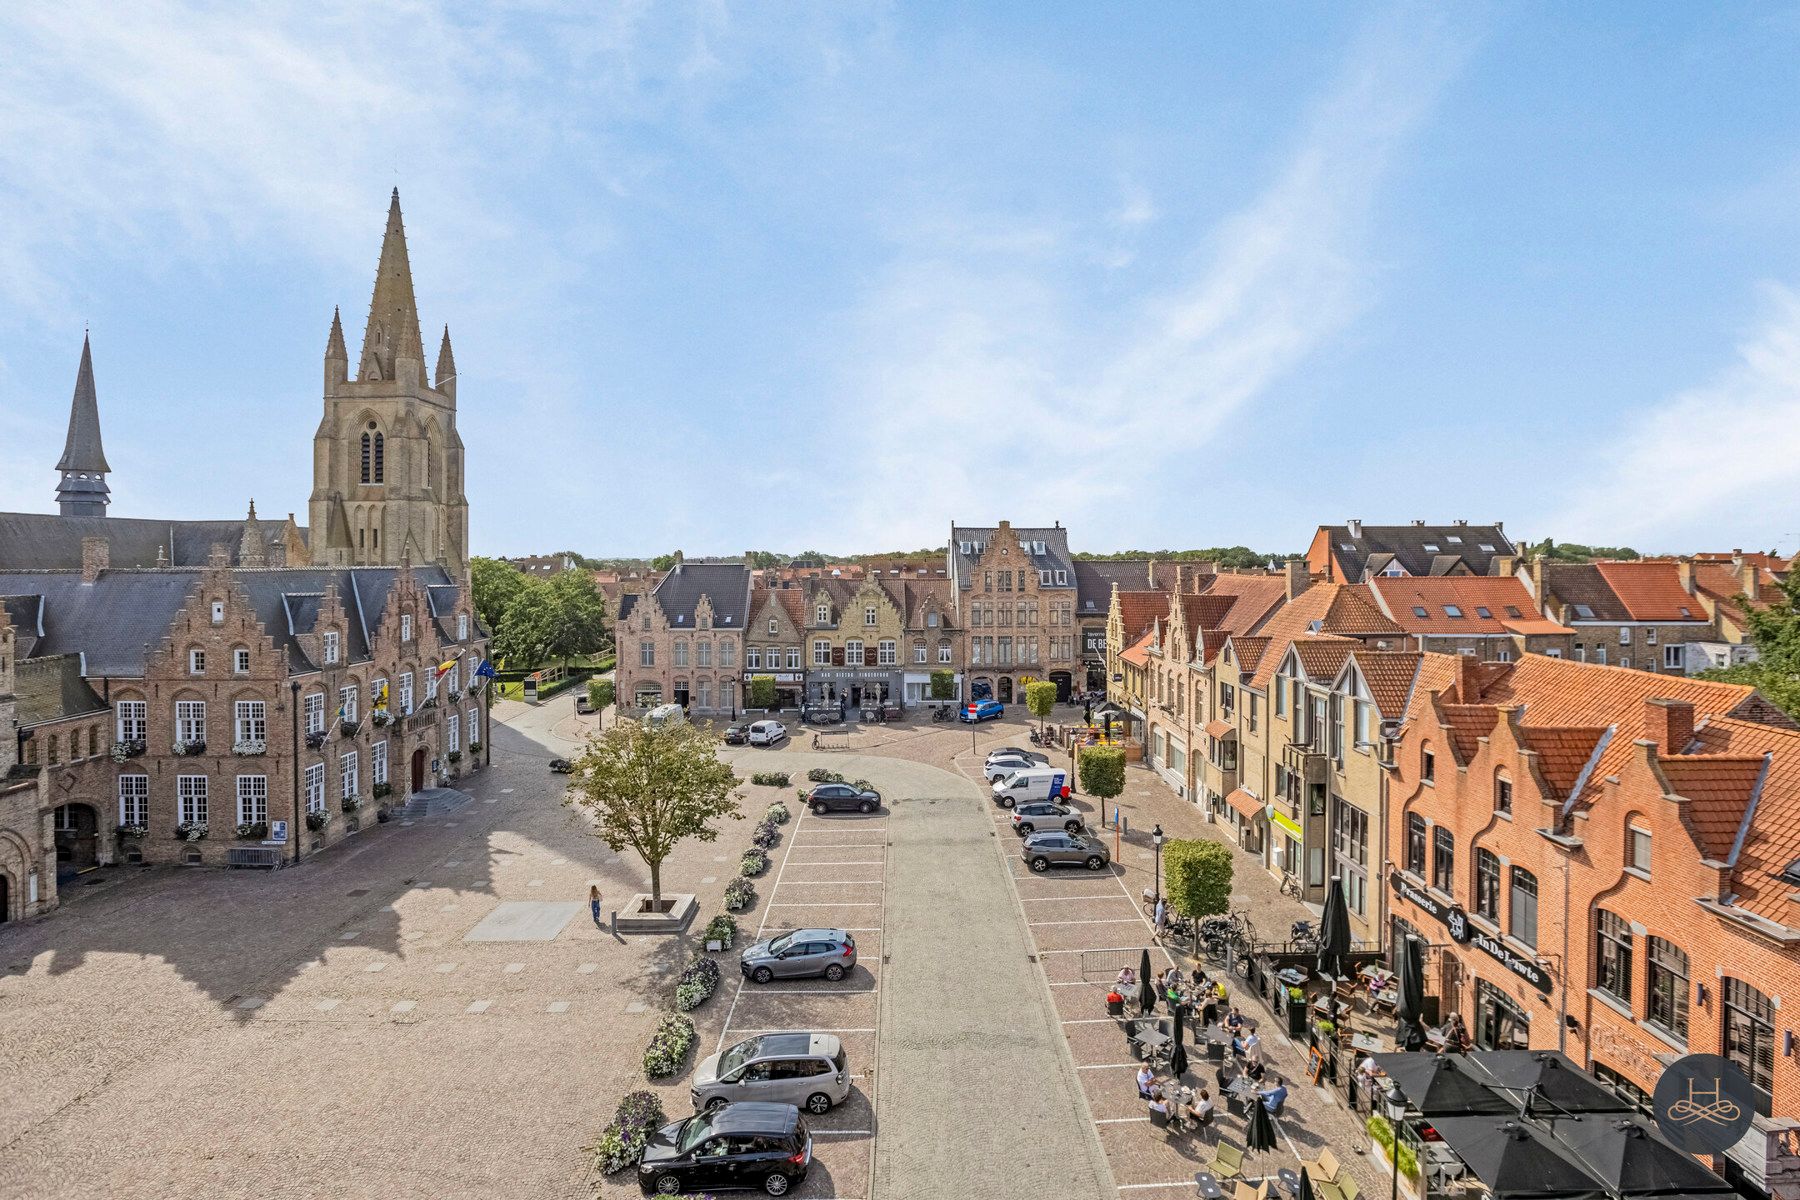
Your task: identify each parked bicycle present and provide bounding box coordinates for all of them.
[1279,872,1302,898]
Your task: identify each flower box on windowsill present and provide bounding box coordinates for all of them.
[306,730,329,750]
[305,811,328,832]
[340,797,362,814]
[448,689,462,702]
[468,741,482,755]
[235,821,269,840]
[447,750,463,764]
[110,740,147,762]
[233,740,267,756]
[371,711,392,728]
[420,697,439,711]
[116,824,148,839]
[172,740,207,757]
[175,822,209,842]
[339,720,361,737]
[372,782,393,800]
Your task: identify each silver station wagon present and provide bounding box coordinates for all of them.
[690,1032,851,1116]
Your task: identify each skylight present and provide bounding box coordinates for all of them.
[1780,857,1800,887]
[1505,605,1522,618]
[1574,604,1595,619]
[1679,607,1693,618]
[1444,605,1464,618]
[1422,543,1440,553]
[1446,536,1462,544]
[1475,607,1492,618]
[1479,543,1497,552]
[1412,606,1428,618]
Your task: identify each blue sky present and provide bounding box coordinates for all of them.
[2,3,1798,559]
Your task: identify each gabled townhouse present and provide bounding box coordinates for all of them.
[798,577,910,709]
[614,560,752,717]
[1105,585,1171,737]
[1683,555,1784,672]
[948,520,1082,703]
[745,584,808,710]
[1075,558,1163,693]
[1307,519,1518,582]
[1367,575,1575,662]
[1524,559,1723,673]
[1383,653,1800,1197]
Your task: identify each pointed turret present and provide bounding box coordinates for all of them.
[324,305,348,388]
[56,334,111,517]
[435,324,456,402]
[358,189,427,386]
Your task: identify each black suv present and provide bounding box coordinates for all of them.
[805,783,881,815]
[637,1101,812,1195]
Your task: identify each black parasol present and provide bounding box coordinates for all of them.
[1394,932,1427,1051]
[1137,947,1155,1016]
[1169,1002,1189,1079]
[1555,1115,1736,1196]
[1372,1053,1515,1116]
[1427,1116,1609,1200]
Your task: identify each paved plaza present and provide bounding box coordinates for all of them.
[0,695,1387,1199]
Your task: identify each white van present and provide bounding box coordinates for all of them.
[646,703,687,729]
[991,766,1069,809]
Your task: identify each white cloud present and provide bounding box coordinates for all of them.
[801,16,1465,550]
[1547,284,1800,553]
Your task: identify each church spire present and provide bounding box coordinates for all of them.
[435,324,457,401]
[324,305,348,387]
[56,334,111,517]
[357,189,426,385]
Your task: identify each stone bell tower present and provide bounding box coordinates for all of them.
[309,190,469,574]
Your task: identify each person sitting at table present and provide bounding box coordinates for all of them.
[1244,1057,1266,1083]
[1137,1064,1156,1098]
[1147,1093,1172,1120]
[1225,1006,1244,1032]
[1235,1030,1261,1059]
[1260,1075,1289,1114]
[1116,966,1137,992]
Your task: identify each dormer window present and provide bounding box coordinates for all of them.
[1446,536,1462,545]
[926,611,938,628]
[816,603,830,624]
[323,631,340,664]
[865,605,877,627]
[210,600,225,625]
[769,618,778,634]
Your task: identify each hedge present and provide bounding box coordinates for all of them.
[751,772,790,788]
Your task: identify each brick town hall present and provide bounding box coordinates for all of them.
[0,191,487,923]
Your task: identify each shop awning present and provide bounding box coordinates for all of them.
[1225,787,1264,820]
[1205,719,1235,738]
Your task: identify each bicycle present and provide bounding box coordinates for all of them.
[1279,872,1302,899]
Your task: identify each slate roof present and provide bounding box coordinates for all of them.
[1369,576,1566,636]
[0,512,306,570]
[651,561,752,630]
[949,523,1075,590]
[1539,563,1632,622]
[57,335,109,474]
[1593,561,1708,623]
[1075,559,1156,614]
[15,653,107,727]
[1318,523,1516,582]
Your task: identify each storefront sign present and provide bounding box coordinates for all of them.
[1390,872,1552,993]
[807,669,898,682]
[742,672,803,683]
[1269,809,1303,839]
[1084,630,1106,654]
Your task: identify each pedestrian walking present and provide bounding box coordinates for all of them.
[589,883,603,927]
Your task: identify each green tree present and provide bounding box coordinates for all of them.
[650,552,679,572]
[1164,839,1232,919]
[1078,745,1126,803]
[563,719,742,905]
[588,678,615,710]
[471,555,529,633]
[929,670,956,701]
[544,569,611,662]
[490,577,557,666]
[1698,567,1800,716]
[748,675,777,709]
[1025,681,1058,728]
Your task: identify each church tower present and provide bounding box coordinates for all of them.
[55,335,110,517]
[309,190,469,574]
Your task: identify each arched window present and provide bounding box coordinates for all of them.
[1474,848,1500,918]
[1405,814,1426,874]
[1421,741,1436,784]
[1646,938,1689,1041]
[359,426,385,484]
[1495,770,1512,816]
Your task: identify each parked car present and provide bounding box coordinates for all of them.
[984,753,1044,782]
[1011,800,1084,836]
[805,783,881,815]
[691,1033,851,1116]
[645,702,687,729]
[990,766,1069,808]
[575,693,594,714]
[741,929,857,984]
[985,747,1045,768]
[959,699,1004,723]
[1020,830,1111,873]
[636,1101,812,1196]
[548,757,573,774]
[747,720,788,746]
[722,725,749,745]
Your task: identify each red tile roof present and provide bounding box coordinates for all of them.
[1517,727,1609,799]
[1684,715,1800,921]
[1116,591,1168,642]
[1205,719,1234,739]
[1193,575,1288,633]
[1370,576,1565,635]
[1226,787,1265,819]
[1351,651,1423,720]
[1121,629,1155,668]
[1657,752,1767,862]
[1227,636,1272,679]
[1593,561,1708,623]
[1248,583,1402,688]
[1437,702,1499,764]
[1294,639,1356,683]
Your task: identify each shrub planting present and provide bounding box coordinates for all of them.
[723,877,755,911]
[750,771,791,788]
[750,820,779,850]
[675,954,722,1012]
[703,913,738,949]
[740,847,769,877]
[765,801,790,825]
[806,768,845,784]
[589,1089,667,1175]
[643,1012,697,1078]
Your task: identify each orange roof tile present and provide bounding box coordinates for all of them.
[1180,593,1239,637]
[1438,702,1499,763]
[1248,583,1401,688]
[1228,636,1273,679]
[1351,651,1422,720]
[1370,576,1560,635]
[1294,639,1356,682]
[1116,591,1168,642]
[1593,561,1708,623]
[1205,719,1234,739]
[1225,787,1265,819]
[1121,629,1154,668]
[1193,575,1289,634]
[1682,716,1800,922]
[1657,752,1766,862]
[1517,727,1608,799]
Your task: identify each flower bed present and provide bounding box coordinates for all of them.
[675,954,722,1012]
[806,768,845,784]
[750,771,790,788]
[750,820,779,851]
[765,801,789,825]
[703,913,737,949]
[589,1089,667,1176]
[723,877,755,912]
[643,1012,696,1078]
[740,847,769,877]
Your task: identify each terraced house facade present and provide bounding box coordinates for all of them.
[615,560,752,717]
[948,520,1083,704]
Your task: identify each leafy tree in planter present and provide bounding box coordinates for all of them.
[1164,838,1232,921]
[564,719,742,905]
[930,670,956,701]
[748,675,777,710]
[588,677,615,709]
[1025,681,1058,729]
[1078,745,1126,804]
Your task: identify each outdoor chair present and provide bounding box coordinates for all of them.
[1300,1148,1342,1187]
[1316,1173,1361,1200]
[1149,1107,1171,1130]
[1210,1141,1246,1182]
[1234,1182,1266,1200]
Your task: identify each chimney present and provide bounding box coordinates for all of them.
[1676,558,1696,596]
[1644,699,1695,754]
[1456,653,1483,703]
[1284,558,1311,601]
[1411,519,1425,527]
[1454,519,1468,526]
[1743,562,1760,602]
[80,535,108,582]
[1492,555,1519,578]
[1495,520,1505,532]
[1146,559,1161,589]
[1346,519,1362,539]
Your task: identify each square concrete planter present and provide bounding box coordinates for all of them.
[615,893,698,935]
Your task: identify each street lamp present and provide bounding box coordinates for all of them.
[1152,824,1165,903]
[1384,1085,1408,1200]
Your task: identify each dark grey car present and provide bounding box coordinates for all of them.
[805,783,880,815]
[1010,801,1084,836]
[1021,830,1111,872]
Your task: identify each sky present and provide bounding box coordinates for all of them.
[2,2,1799,560]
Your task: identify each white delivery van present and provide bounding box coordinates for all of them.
[646,703,687,729]
[991,767,1069,809]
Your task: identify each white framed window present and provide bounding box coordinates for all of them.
[304,763,326,814]
[188,649,205,675]
[446,665,459,693]
[1664,644,1684,670]
[1629,826,1652,873]
[846,640,865,666]
[1619,627,1631,644]
[697,641,712,668]
[322,630,340,663]
[747,648,762,669]
[236,775,268,825]
[175,700,206,744]
[639,640,655,666]
[425,669,439,701]
[785,647,800,670]
[865,605,878,627]
[939,641,952,663]
[1621,656,1631,669]
[233,648,251,674]
[674,641,688,667]
[768,618,777,634]
[234,700,266,745]
[1056,570,1067,585]
[457,614,468,640]
[399,673,414,714]
[210,600,225,625]
[118,775,149,825]
[338,685,357,723]
[720,641,735,667]
[372,740,389,785]
[340,751,359,800]
[878,640,897,665]
[467,707,479,742]
[816,602,830,624]
[448,714,460,753]
[177,775,208,825]
[1595,646,1608,665]
[914,644,927,663]
[116,700,147,743]
[1645,627,1658,645]
[814,640,831,666]
[401,613,413,641]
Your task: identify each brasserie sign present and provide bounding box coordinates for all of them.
[1390,873,1553,994]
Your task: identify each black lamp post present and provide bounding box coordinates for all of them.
[1384,1084,1408,1200]
[1152,823,1165,903]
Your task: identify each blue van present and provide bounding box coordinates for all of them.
[959,699,1004,723]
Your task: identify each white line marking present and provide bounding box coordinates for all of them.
[1077,1062,1142,1070]
[1095,1117,1150,1125]
[745,987,878,995]
[1028,918,1151,927]
[772,880,888,887]
[726,1027,879,1034]
[1118,1184,1202,1191]
[811,1129,874,1136]
[768,901,884,907]
[1060,1017,1116,1025]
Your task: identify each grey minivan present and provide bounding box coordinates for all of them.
[691,1032,851,1115]
[740,929,857,984]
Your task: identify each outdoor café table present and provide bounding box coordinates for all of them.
[1359,966,1395,986]
[1136,1027,1173,1060]
[1350,1032,1383,1055]
[1277,967,1307,987]
[1195,1172,1226,1200]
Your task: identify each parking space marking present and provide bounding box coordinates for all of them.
[749,987,879,995]
[767,901,884,907]
[1060,1018,1115,1025]
[1028,918,1150,927]
[729,1027,878,1035]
